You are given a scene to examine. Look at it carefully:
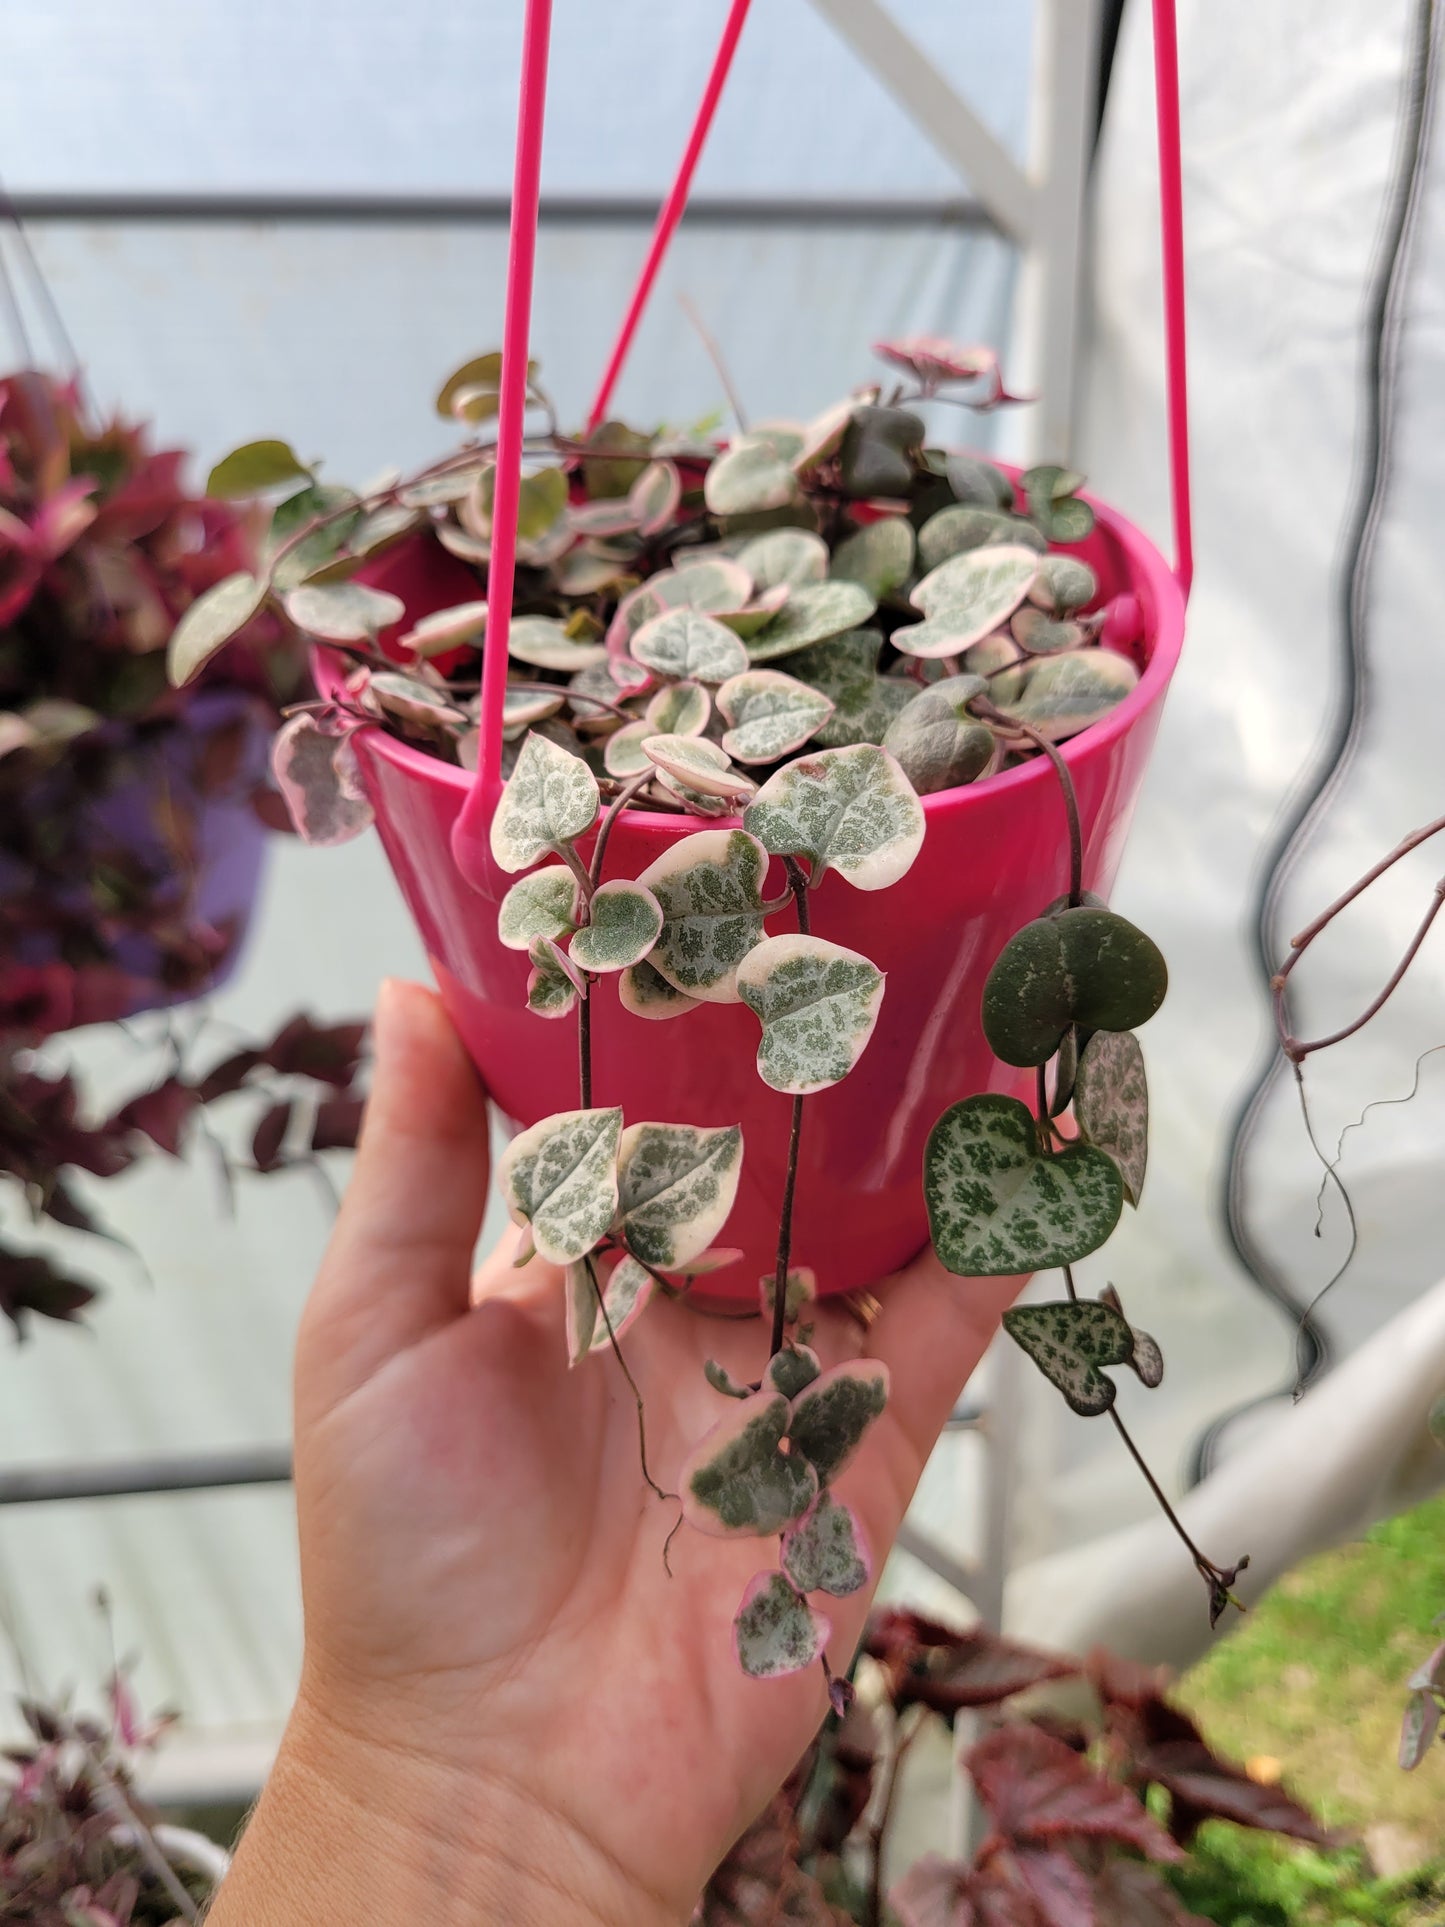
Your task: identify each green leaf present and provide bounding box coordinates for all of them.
[398,599,489,656]
[944,453,1014,510]
[1012,608,1083,656]
[167,572,267,686]
[267,480,361,590]
[787,1360,889,1484]
[635,828,770,1002]
[631,609,749,684]
[899,543,1039,657]
[526,937,581,1020]
[618,956,702,1022]
[839,405,923,498]
[566,1261,599,1365]
[1030,554,1098,616]
[760,1266,817,1326]
[569,880,663,974]
[434,349,541,422]
[737,935,885,1095]
[489,731,600,873]
[746,581,878,663]
[1002,1299,1137,1416]
[515,466,569,543]
[1023,464,1096,543]
[615,1122,743,1268]
[642,733,754,800]
[283,580,406,643]
[349,503,424,561]
[207,438,312,498]
[744,743,924,890]
[645,679,710,736]
[704,436,802,517]
[1099,1284,1164,1388]
[917,504,1042,572]
[364,671,462,732]
[882,677,996,795]
[782,1494,870,1597]
[830,516,915,599]
[766,1344,821,1399]
[735,527,829,590]
[582,417,654,498]
[504,615,606,672]
[497,1107,623,1266]
[681,1392,818,1538]
[733,1572,829,1679]
[503,685,565,735]
[705,1359,754,1399]
[717,669,834,766]
[925,1094,1124,1276]
[1003,649,1138,741]
[498,866,577,951]
[628,458,681,536]
[787,630,916,750]
[588,1255,656,1352]
[271,716,373,846]
[601,722,652,777]
[981,908,1168,1067]
[1073,1029,1148,1206]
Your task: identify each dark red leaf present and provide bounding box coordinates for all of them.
[251,1101,293,1173]
[1090,1859,1211,1925]
[1084,1647,1172,1714]
[0,1248,99,1334]
[39,1179,104,1237]
[263,1014,369,1086]
[311,1095,365,1153]
[867,1609,1077,1713]
[195,1048,264,1103]
[251,782,296,833]
[194,716,252,797]
[1009,1846,1095,1927]
[966,1725,1182,1863]
[114,1077,195,1157]
[893,1854,1046,1927]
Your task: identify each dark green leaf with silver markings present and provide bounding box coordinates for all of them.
[787,1360,890,1485]
[782,1494,870,1597]
[1001,1299,1137,1416]
[733,1572,829,1679]
[982,908,1168,1068]
[1073,1029,1149,1206]
[882,676,995,795]
[681,1391,818,1537]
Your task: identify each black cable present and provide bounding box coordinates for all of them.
[1190,0,1441,1485]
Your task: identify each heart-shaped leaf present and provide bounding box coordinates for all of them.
[1003,649,1138,741]
[1098,1285,1164,1387]
[497,1107,622,1266]
[168,571,268,685]
[272,716,373,846]
[603,721,654,778]
[717,669,834,765]
[435,349,541,421]
[628,458,682,536]
[526,937,581,1020]
[507,614,608,672]
[782,1494,871,1598]
[1023,464,1095,543]
[733,1572,830,1679]
[787,1359,890,1484]
[745,581,878,662]
[839,405,923,498]
[364,671,462,733]
[736,527,829,590]
[744,744,924,890]
[961,632,1028,705]
[1011,608,1083,655]
[882,678,996,795]
[1029,554,1098,616]
[569,880,663,974]
[490,731,600,873]
[916,504,1030,571]
[909,543,1039,650]
[1002,1299,1139,1416]
[645,679,710,736]
[926,1094,1124,1275]
[714,583,790,640]
[618,956,702,1021]
[760,1266,817,1326]
[498,865,577,951]
[588,1254,656,1353]
[616,1122,743,1268]
[1073,1029,1148,1206]
[635,829,770,1002]
[642,733,754,800]
[631,608,750,684]
[830,516,915,599]
[705,436,802,517]
[283,580,406,642]
[766,1344,821,1399]
[737,935,885,1095]
[793,395,858,476]
[787,630,916,749]
[398,599,489,657]
[681,1391,818,1537]
[945,452,1015,509]
[981,908,1168,1067]
[566,1260,599,1365]
[207,438,313,498]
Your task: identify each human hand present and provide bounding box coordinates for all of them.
[212,979,1023,1926]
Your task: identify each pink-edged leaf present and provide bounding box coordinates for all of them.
[786,1359,889,1485]
[681,1391,817,1538]
[272,715,374,846]
[732,1570,829,1680]
[781,1493,871,1598]
[588,1255,656,1353]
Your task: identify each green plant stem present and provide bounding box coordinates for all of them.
[769,861,812,1359]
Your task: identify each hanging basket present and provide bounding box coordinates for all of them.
[327,0,1193,1299]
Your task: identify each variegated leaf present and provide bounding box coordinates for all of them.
[568,880,663,974]
[628,458,682,536]
[642,733,753,799]
[881,676,996,796]
[760,1266,817,1326]
[1030,554,1099,616]
[916,504,1044,572]
[925,1094,1123,1276]
[1002,649,1139,742]
[645,679,710,736]
[681,1392,818,1538]
[908,542,1039,646]
[631,608,749,684]
[503,684,564,734]
[746,581,878,663]
[704,436,802,516]
[787,1360,890,1484]
[737,936,884,1095]
[716,669,834,765]
[1099,1285,1164,1388]
[489,731,600,873]
[398,599,489,656]
[714,585,790,639]
[1073,1028,1148,1206]
[1001,1299,1137,1416]
[787,630,915,749]
[830,515,915,599]
[766,1344,821,1398]
[168,570,269,685]
[1011,607,1084,656]
[635,829,770,1002]
[603,720,654,778]
[618,956,702,1022]
[507,613,608,671]
[735,527,829,590]
[566,1261,599,1365]
[497,1107,623,1266]
[588,1254,656,1352]
[498,864,577,951]
[615,1122,743,1268]
[733,1572,830,1680]
[283,579,405,643]
[743,743,924,890]
[364,671,461,732]
[782,1494,871,1598]
[526,936,581,1020]
[272,716,374,846]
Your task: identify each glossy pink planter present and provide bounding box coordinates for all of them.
[322,484,1184,1303]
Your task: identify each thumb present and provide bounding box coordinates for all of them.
[297,978,492,1419]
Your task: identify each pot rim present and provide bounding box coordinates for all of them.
[315,480,1184,836]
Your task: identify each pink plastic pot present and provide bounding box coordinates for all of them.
[320,491,1184,1302]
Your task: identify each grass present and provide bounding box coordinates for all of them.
[1178,1490,1445,1852]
